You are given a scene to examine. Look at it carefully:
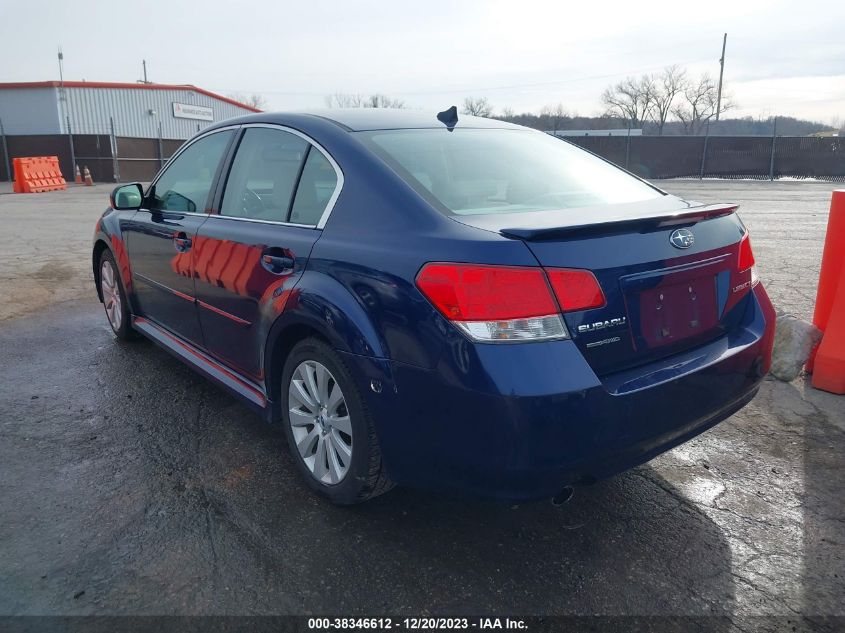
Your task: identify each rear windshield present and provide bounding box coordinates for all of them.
[358,128,662,216]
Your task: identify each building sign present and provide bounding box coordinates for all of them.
[172,102,214,121]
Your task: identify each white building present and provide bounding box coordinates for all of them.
[0,80,259,138]
[0,81,260,181]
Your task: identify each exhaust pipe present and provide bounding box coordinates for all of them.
[551,486,574,506]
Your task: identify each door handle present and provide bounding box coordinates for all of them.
[261,254,295,274]
[173,232,192,252]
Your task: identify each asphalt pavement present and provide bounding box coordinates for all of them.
[0,180,843,627]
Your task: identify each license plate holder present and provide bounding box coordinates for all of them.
[632,275,718,348]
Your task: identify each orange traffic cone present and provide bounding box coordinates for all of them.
[83,166,94,186]
[812,275,845,394]
[74,164,82,184]
[807,190,845,372]
[810,190,845,394]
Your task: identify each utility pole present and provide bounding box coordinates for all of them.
[57,47,77,171]
[716,33,727,122]
[769,116,778,181]
[0,118,11,183]
[57,47,65,125]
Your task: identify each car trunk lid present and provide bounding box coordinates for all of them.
[452,197,755,376]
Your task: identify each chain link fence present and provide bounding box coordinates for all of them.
[0,115,198,184]
[565,133,844,181]
[2,115,844,184]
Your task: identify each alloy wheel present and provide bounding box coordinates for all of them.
[287,360,353,484]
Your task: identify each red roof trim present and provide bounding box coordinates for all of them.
[0,81,262,112]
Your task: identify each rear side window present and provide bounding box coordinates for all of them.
[150,130,233,212]
[358,128,661,216]
[220,128,309,222]
[289,149,339,225]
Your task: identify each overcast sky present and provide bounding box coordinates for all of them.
[1,0,843,123]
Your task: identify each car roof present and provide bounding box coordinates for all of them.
[209,108,524,132]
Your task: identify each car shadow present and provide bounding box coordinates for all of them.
[0,300,737,624]
[791,377,845,620]
[85,336,737,622]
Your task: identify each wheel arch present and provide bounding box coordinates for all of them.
[92,238,111,301]
[263,271,389,422]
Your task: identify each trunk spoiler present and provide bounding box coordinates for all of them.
[499,204,738,241]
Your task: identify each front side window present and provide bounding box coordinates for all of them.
[150,130,233,212]
[358,128,662,216]
[220,128,309,222]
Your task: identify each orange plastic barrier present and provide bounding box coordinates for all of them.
[12,156,67,193]
[807,191,845,372]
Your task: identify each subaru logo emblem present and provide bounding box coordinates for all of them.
[670,228,695,249]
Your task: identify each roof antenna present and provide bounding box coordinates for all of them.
[436,106,458,131]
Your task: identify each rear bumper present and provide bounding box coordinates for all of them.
[351,284,776,500]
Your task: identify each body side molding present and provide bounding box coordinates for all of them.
[132,316,268,413]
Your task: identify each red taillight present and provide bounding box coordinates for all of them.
[416,262,605,342]
[738,232,756,271]
[546,269,606,312]
[415,263,558,321]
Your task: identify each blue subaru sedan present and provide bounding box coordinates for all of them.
[93,108,776,504]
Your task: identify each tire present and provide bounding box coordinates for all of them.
[98,249,135,341]
[280,338,394,504]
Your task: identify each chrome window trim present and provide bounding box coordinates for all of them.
[153,211,211,218]
[207,214,315,229]
[146,122,345,229]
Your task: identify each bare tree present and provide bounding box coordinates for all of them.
[462,97,493,117]
[540,103,570,134]
[365,94,406,108]
[601,75,656,128]
[324,93,405,108]
[649,66,687,135]
[246,94,267,110]
[228,93,267,110]
[325,93,366,108]
[499,106,515,121]
[672,73,733,135]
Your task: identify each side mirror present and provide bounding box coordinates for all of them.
[110,183,144,210]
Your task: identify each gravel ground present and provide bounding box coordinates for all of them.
[0,183,110,321]
[0,180,843,628]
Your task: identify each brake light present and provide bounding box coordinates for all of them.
[738,232,759,286]
[416,263,556,320]
[738,232,755,271]
[415,263,568,342]
[546,269,606,312]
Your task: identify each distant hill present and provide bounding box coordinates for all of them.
[657,116,835,136]
[496,112,838,136]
